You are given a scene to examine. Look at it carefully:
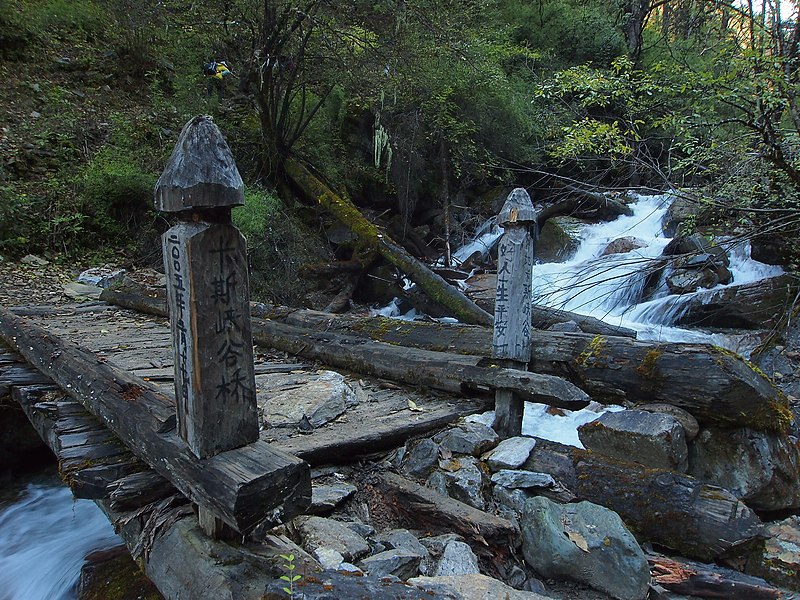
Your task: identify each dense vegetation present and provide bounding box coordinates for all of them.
[1,0,799,303]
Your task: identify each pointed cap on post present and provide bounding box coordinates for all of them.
[155,115,244,212]
[498,187,536,228]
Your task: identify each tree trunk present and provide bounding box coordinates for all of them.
[251,307,789,432]
[283,156,493,326]
[249,318,590,409]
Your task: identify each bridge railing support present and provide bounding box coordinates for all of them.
[491,188,537,438]
[156,115,304,537]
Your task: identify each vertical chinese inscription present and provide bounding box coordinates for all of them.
[492,187,537,438]
[163,222,258,459]
[492,227,535,363]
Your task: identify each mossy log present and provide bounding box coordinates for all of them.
[537,184,633,228]
[250,318,590,409]
[249,307,790,432]
[523,438,765,562]
[99,284,790,432]
[284,156,493,327]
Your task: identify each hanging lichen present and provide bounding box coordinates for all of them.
[373,112,391,175]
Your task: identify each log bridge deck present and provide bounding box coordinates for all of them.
[0,299,491,598]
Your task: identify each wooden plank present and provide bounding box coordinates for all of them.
[0,308,311,534]
[275,396,491,464]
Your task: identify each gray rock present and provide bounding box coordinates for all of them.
[433,541,480,576]
[440,456,486,510]
[744,515,800,589]
[313,547,344,570]
[485,437,537,471]
[636,403,700,441]
[360,549,422,579]
[376,529,429,560]
[344,521,375,539]
[666,267,721,294]
[494,484,533,515]
[77,266,126,289]
[601,236,647,256]
[409,573,551,600]
[521,497,650,600]
[309,482,357,514]
[578,409,688,472]
[419,534,464,557]
[688,427,800,511]
[547,320,582,333]
[257,370,357,427]
[21,254,49,266]
[491,470,555,489]
[425,470,450,498]
[295,516,371,562]
[63,282,103,300]
[434,422,499,456]
[401,438,441,478]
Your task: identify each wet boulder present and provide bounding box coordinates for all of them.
[688,427,800,511]
[536,216,583,263]
[601,236,647,256]
[635,403,700,441]
[578,409,689,472]
[400,438,441,479]
[521,497,651,600]
[744,515,800,590]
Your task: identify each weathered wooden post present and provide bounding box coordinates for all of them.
[492,188,536,437]
[156,115,260,535]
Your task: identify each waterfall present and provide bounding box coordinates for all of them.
[532,193,783,354]
[0,468,121,600]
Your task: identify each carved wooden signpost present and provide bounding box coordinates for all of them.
[156,115,259,459]
[156,115,303,537]
[492,188,537,437]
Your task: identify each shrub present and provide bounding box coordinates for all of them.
[233,186,331,305]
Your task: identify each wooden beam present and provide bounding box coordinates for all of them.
[0,308,311,534]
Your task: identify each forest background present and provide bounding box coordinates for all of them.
[1,0,799,308]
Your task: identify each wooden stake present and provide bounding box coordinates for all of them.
[492,188,537,437]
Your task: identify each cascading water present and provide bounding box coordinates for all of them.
[0,467,121,600]
[532,193,783,355]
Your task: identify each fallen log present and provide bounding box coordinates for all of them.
[249,318,590,409]
[648,554,782,599]
[538,185,633,226]
[0,308,311,534]
[371,471,518,579]
[99,284,790,431]
[523,438,765,562]
[251,308,788,432]
[284,156,493,327]
[464,273,637,337]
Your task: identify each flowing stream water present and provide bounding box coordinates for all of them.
[0,466,121,600]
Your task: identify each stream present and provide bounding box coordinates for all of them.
[0,466,121,600]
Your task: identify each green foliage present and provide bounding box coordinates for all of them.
[80,148,156,241]
[501,0,626,67]
[233,186,330,305]
[278,553,301,597]
[33,0,107,35]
